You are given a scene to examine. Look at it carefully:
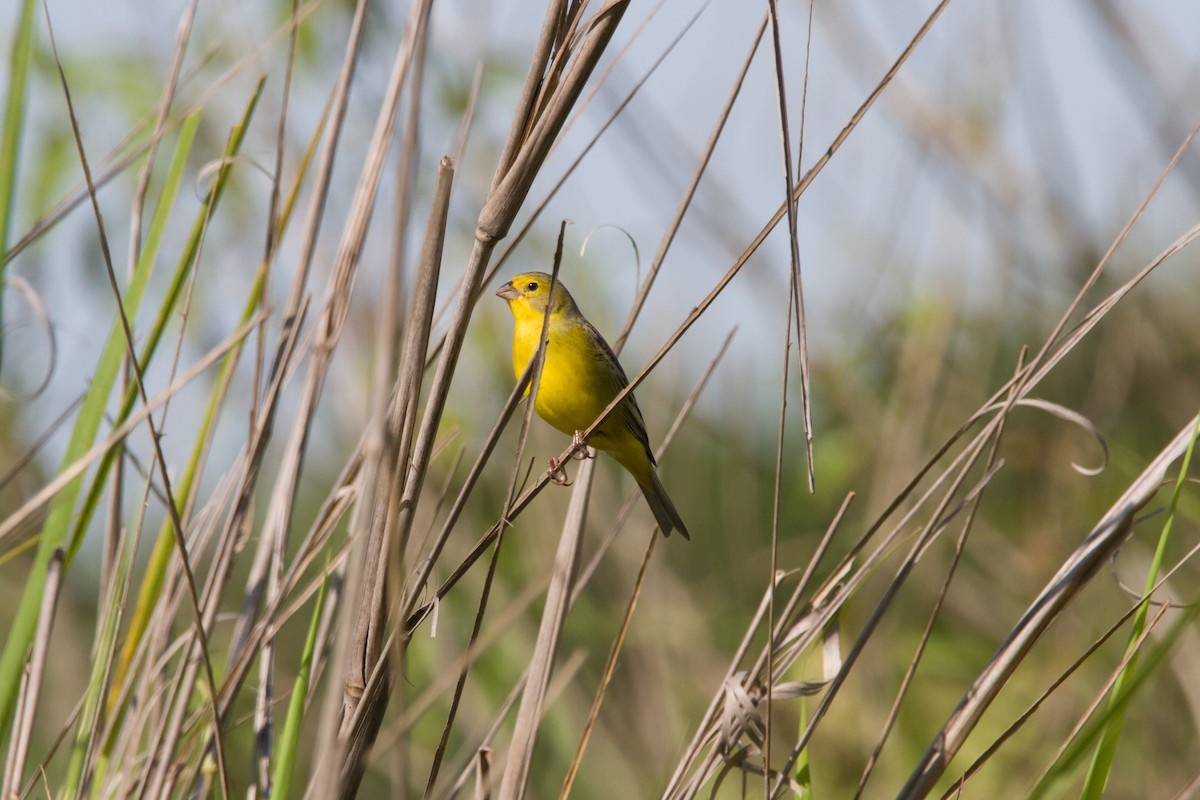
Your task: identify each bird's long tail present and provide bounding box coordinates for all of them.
[639,468,690,539]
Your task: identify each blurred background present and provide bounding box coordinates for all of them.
[3,0,1200,796]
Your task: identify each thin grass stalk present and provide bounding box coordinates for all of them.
[248,9,347,782]
[12,702,81,800]
[131,210,303,750]
[853,352,1029,799]
[444,654,589,800]
[1,549,62,798]
[552,0,669,150]
[397,358,535,632]
[765,0,813,498]
[559,531,656,798]
[670,352,840,799]
[614,13,765,351]
[301,1,432,777]
[418,507,525,800]
[1007,116,1200,420]
[108,87,267,800]
[375,153,453,690]
[68,102,255,569]
[127,0,197,274]
[252,513,285,798]
[159,298,312,796]
[216,5,425,798]
[201,477,357,742]
[477,1,629,245]
[762,266,796,790]
[254,0,429,688]
[113,0,202,600]
[360,51,435,782]
[382,0,430,369]
[488,0,568,189]
[897,412,1200,799]
[99,472,237,791]
[97,318,264,797]
[388,566,549,748]
[211,91,334,683]
[246,7,300,467]
[98,107,204,705]
[486,0,720,312]
[0,392,80,508]
[70,103,208,539]
[763,464,1005,799]
[667,575,793,798]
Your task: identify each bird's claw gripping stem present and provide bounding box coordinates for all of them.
[547,432,593,486]
[547,456,573,486]
[571,430,594,461]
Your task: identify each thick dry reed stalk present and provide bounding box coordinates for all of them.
[334,153,454,795]
[326,3,631,796]
[495,460,593,800]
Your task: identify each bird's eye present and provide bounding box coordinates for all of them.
[526,281,539,292]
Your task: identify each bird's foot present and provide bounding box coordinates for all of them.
[547,456,573,486]
[570,430,594,461]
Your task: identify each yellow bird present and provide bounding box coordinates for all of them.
[496,272,689,539]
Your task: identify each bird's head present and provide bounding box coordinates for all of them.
[495,272,577,318]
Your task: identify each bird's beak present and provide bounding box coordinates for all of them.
[495,282,519,301]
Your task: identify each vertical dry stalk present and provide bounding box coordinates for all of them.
[1,549,63,798]
[329,2,630,796]
[496,460,594,800]
[333,154,454,795]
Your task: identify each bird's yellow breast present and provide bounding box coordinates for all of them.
[510,309,613,437]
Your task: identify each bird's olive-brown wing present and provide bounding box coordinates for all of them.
[582,319,657,466]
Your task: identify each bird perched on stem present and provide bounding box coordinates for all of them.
[496,271,689,539]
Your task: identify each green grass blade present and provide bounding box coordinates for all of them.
[0,0,35,245]
[1028,578,1200,799]
[0,0,38,357]
[795,697,812,797]
[272,561,331,800]
[1077,413,1200,798]
[60,494,144,799]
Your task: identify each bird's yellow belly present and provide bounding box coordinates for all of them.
[534,350,610,435]
[513,330,612,437]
